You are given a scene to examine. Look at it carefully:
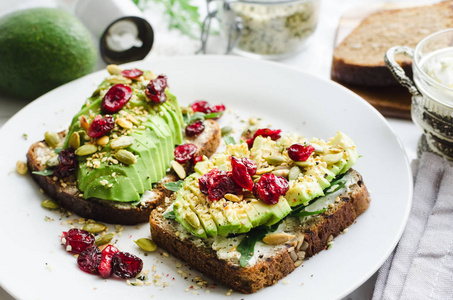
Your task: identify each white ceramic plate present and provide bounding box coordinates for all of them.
[0,56,412,300]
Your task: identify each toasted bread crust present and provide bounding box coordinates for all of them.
[149,169,370,293]
[331,1,453,86]
[27,119,221,225]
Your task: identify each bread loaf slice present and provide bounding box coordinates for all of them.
[27,119,221,225]
[149,169,371,294]
[331,1,453,86]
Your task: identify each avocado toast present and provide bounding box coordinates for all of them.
[27,65,221,225]
[150,131,370,293]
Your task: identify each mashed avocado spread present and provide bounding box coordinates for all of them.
[63,67,183,203]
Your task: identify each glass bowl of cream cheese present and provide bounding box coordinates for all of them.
[386,29,453,160]
[199,0,320,59]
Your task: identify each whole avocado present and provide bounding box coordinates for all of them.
[0,8,97,100]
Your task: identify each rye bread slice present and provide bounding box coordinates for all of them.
[149,169,371,294]
[331,1,453,86]
[27,119,221,225]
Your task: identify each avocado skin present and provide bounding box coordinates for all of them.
[0,8,97,100]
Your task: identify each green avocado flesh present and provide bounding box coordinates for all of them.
[64,76,183,203]
[171,132,358,238]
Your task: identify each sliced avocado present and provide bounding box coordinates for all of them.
[285,176,324,207]
[77,154,145,196]
[159,106,177,144]
[193,203,218,237]
[209,203,231,237]
[133,124,167,178]
[126,140,152,190]
[146,115,173,167]
[163,102,183,145]
[129,131,164,181]
[246,200,274,227]
[84,174,140,202]
[174,198,207,239]
[265,197,292,226]
[329,159,347,175]
[229,202,253,233]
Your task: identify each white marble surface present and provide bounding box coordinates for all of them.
[0,0,427,299]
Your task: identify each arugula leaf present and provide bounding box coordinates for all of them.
[324,179,347,197]
[54,147,63,154]
[237,227,268,267]
[292,208,327,217]
[163,209,176,220]
[32,169,53,176]
[224,136,236,145]
[204,112,223,119]
[189,112,206,123]
[164,180,184,192]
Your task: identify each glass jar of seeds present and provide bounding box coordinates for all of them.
[199,0,320,59]
[386,29,453,160]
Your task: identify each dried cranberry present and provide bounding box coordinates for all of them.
[87,115,114,138]
[230,156,254,191]
[241,157,257,176]
[185,120,205,137]
[199,168,242,201]
[111,252,143,279]
[54,148,77,178]
[253,173,289,205]
[145,75,168,103]
[210,104,225,114]
[191,101,225,116]
[174,143,198,164]
[246,128,282,148]
[101,84,132,114]
[191,101,210,113]
[63,228,95,254]
[287,144,315,162]
[121,68,143,79]
[77,246,101,274]
[192,155,204,165]
[98,245,120,279]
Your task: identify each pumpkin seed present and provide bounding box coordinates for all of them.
[115,149,137,165]
[272,169,289,177]
[79,115,90,131]
[75,144,98,156]
[69,132,80,150]
[256,166,274,175]
[111,136,134,149]
[171,161,186,179]
[45,131,60,147]
[41,199,60,210]
[97,135,109,147]
[46,156,59,167]
[116,117,133,129]
[224,193,243,202]
[294,160,313,168]
[221,126,233,136]
[323,152,343,164]
[106,64,122,75]
[265,156,286,165]
[126,114,139,125]
[310,143,324,153]
[143,71,156,80]
[134,238,157,252]
[262,233,295,245]
[16,160,28,175]
[180,106,193,114]
[185,211,200,228]
[106,75,131,84]
[82,222,107,234]
[95,233,116,246]
[288,166,301,181]
[249,117,257,125]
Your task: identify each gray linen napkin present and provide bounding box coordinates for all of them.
[372,152,453,300]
